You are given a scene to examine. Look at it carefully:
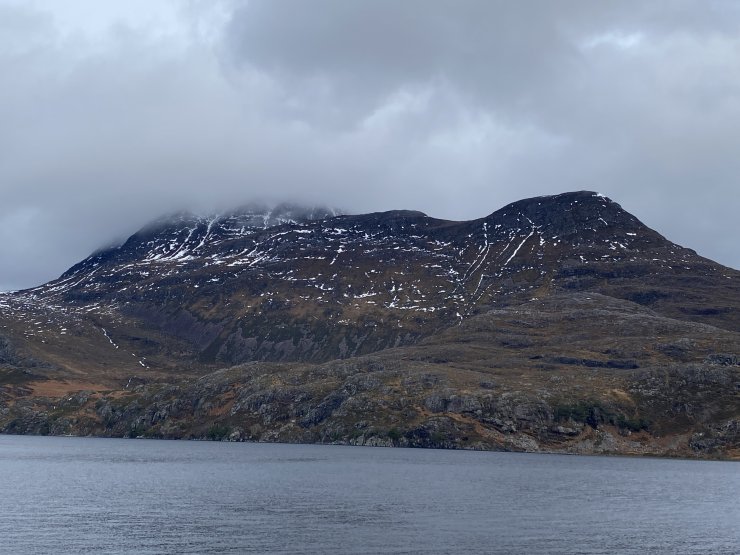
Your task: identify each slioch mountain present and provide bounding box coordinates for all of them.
[1,191,738,458]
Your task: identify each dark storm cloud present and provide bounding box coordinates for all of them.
[1,0,739,291]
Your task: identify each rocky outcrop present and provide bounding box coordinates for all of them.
[2,342,737,458]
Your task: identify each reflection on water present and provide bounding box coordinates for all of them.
[0,435,738,554]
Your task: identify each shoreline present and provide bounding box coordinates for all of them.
[2,431,737,462]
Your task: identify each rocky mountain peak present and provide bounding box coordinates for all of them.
[485,191,650,238]
[61,202,342,279]
[1,191,737,459]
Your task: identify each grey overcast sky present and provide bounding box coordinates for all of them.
[1,0,739,291]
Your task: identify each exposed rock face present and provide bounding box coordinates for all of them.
[0,192,738,458]
[705,354,739,366]
[0,337,21,366]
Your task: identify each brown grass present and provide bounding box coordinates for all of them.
[28,380,108,397]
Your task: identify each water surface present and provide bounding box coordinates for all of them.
[0,435,737,554]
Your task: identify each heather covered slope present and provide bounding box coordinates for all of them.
[0,191,738,457]
[2,293,738,458]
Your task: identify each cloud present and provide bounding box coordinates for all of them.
[0,0,739,290]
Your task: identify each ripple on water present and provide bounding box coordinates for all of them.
[0,436,738,554]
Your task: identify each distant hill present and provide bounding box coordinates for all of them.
[1,191,738,458]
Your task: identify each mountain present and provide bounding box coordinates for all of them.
[1,191,738,458]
